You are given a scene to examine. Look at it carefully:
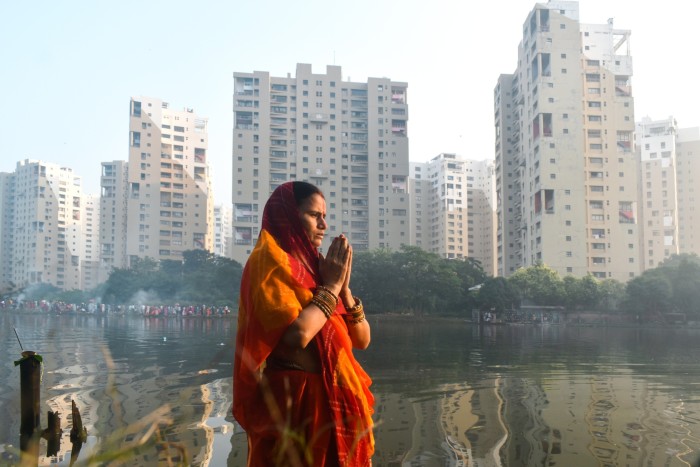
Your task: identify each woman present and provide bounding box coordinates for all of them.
[234,181,374,466]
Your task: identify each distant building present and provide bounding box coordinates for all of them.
[635,117,680,269]
[0,160,89,291]
[231,63,410,263]
[674,126,700,256]
[0,172,14,292]
[213,204,233,259]
[100,97,214,272]
[81,194,101,290]
[99,160,129,273]
[496,2,639,281]
[410,154,496,276]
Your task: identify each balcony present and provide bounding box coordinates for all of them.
[309,113,329,123]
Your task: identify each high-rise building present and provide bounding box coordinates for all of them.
[101,97,214,271]
[81,194,101,290]
[99,160,129,272]
[674,126,700,256]
[635,117,680,270]
[410,154,496,275]
[0,172,15,293]
[213,204,233,259]
[495,1,639,282]
[0,160,87,291]
[231,63,409,263]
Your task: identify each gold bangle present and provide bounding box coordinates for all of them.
[346,313,365,325]
[347,296,362,313]
[317,285,339,303]
[312,287,337,319]
[311,296,334,318]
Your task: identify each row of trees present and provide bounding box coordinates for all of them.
[11,250,243,307]
[8,246,700,317]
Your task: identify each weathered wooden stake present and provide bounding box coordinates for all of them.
[70,400,88,443]
[18,351,41,437]
[43,410,62,457]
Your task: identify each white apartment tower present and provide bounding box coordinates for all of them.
[213,204,233,259]
[231,64,410,262]
[107,97,214,270]
[675,127,700,256]
[635,117,679,269]
[0,173,15,292]
[81,194,101,290]
[2,160,86,290]
[100,160,129,272]
[495,1,639,281]
[410,154,496,276]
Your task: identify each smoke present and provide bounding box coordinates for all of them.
[128,289,162,306]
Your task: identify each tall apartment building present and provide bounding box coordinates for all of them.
[495,1,639,282]
[0,160,86,290]
[675,126,700,256]
[635,117,680,270]
[231,63,410,262]
[81,194,101,290]
[101,97,214,271]
[100,160,129,272]
[213,204,233,259]
[410,154,496,275]
[0,173,15,292]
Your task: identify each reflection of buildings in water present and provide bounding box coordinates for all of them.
[33,349,217,465]
[499,376,557,465]
[372,380,507,466]
[584,375,620,465]
[194,377,235,467]
[518,368,700,466]
[373,372,700,467]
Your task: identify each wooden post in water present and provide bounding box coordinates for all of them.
[17,350,42,462]
[43,411,62,457]
[18,351,41,436]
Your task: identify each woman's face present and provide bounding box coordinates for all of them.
[297,193,327,248]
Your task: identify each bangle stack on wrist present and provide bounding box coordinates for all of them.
[312,285,338,319]
[344,296,365,324]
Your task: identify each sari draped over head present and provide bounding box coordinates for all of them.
[234,182,374,466]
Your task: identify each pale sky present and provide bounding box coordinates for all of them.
[1,0,697,204]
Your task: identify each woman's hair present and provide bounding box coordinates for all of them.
[292,181,324,206]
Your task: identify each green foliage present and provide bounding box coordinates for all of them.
[99,252,243,306]
[622,253,700,316]
[509,263,565,306]
[477,277,518,312]
[352,247,485,316]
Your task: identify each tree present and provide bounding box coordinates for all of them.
[509,263,565,306]
[562,274,600,310]
[623,269,672,315]
[477,277,518,312]
[667,257,700,316]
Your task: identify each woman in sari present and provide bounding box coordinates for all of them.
[233,181,374,466]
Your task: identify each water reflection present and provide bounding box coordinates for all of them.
[1,314,700,466]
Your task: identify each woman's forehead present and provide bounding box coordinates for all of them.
[302,193,326,210]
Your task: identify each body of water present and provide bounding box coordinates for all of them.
[1,313,700,466]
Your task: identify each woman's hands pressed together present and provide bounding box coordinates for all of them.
[319,234,351,297]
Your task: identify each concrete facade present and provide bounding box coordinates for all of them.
[496,1,639,281]
[635,117,680,269]
[675,126,700,256]
[101,97,214,271]
[231,63,410,263]
[213,203,233,259]
[410,154,496,276]
[0,160,87,291]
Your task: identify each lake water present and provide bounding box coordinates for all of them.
[1,313,700,466]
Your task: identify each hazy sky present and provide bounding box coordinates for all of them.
[1,0,697,204]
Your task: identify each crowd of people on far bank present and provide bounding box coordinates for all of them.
[0,299,232,317]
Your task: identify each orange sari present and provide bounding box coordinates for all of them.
[234,183,374,466]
